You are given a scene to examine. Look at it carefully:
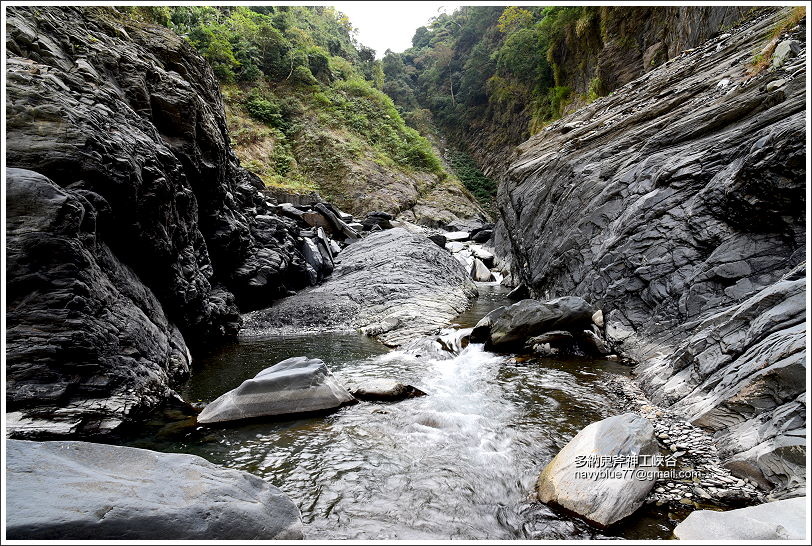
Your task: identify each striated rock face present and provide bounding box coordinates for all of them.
[552,6,754,107]
[6,169,191,437]
[6,440,303,540]
[242,228,477,346]
[466,7,753,188]
[495,9,806,496]
[5,7,313,436]
[636,264,806,497]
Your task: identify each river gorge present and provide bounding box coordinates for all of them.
[4,3,808,542]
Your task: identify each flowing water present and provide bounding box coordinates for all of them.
[122,285,678,539]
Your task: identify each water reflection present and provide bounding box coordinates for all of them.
[122,284,675,539]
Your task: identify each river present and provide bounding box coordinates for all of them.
[121,284,679,539]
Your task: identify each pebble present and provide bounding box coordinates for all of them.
[605,375,763,511]
[695,487,711,499]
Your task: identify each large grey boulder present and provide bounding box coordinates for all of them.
[472,297,594,350]
[242,228,477,346]
[5,440,303,540]
[197,357,355,424]
[536,413,659,526]
[673,496,807,540]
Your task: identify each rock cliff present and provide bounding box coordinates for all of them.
[493,9,806,496]
[464,6,754,183]
[5,7,313,436]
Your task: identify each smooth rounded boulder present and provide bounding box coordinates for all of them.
[536,413,659,526]
[5,440,303,540]
[673,496,806,540]
[197,357,355,424]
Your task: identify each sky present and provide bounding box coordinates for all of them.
[332,1,466,57]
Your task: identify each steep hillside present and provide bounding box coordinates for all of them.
[135,6,486,227]
[492,8,806,497]
[383,5,753,177]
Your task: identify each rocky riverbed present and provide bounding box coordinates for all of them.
[607,377,765,508]
[3,4,806,542]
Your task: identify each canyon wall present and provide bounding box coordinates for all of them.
[468,6,754,181]
[493,9,806,497]
[5,7,313,436]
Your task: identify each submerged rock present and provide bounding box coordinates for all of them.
[536,413,659,526]
[6,440,303,539]
[673,496,806,540]
[197,357,354,424]
[470,258,494,282]
[242,228,477,346]
[349,380,427,401]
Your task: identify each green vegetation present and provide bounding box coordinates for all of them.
[381,5,611,148]
[448,150,497,208]
[749,6,805,74]
[127,5,447,197]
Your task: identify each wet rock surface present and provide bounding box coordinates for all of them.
[608,377,765,509]
[242,228,477,346]
[672,496,807,540]
[636,264,806,498]
[197,357,355,424]
[471,297,608,356]
[494,9,806,495]
[348,380,427,402]
[6,439,304,540]
[6,169,191,438]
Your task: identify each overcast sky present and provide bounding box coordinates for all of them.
[332,2,466,57]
